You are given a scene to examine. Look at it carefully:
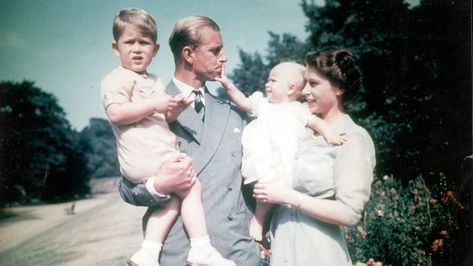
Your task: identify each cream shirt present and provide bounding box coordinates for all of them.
[101,66,177,183]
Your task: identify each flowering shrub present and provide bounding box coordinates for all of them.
[346,174,471,265]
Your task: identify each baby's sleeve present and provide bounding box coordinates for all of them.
[248,91,266,117]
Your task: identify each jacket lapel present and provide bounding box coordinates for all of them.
[166,81,204,144]
[192,92,230,173]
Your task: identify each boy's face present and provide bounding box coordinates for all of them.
[112,24,159,74]
[265,66,291,103]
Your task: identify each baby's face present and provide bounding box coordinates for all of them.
[265,67,291,103]
[112,25,159,74]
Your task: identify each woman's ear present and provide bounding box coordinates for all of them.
[181,46,194,64]
[335,88,345,97]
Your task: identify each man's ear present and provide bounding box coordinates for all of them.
[153,43,160,57]
[112,41,120,56]
[181,46,194,64]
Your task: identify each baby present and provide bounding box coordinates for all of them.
[216,62,346,241]
[101,8,234,266]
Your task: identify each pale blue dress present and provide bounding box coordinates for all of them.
[269,114,376,266]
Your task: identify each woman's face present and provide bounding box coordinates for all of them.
[302,66,342,117]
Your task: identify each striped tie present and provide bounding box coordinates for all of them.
[193,90,204,121]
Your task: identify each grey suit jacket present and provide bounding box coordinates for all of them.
[150,81,259,266]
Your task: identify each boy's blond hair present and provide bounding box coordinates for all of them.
[113,8,157,42]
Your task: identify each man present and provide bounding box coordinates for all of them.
[121,16,260,266]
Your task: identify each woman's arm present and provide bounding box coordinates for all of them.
[253,131,375,226]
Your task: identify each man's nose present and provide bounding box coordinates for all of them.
[219,51,227,62]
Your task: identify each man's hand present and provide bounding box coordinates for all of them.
[152,152,196,195]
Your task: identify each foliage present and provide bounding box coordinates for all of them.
[0,81,89,205]
[300,0,472,179]
[79,118,120,178]
[229,33,308,96]
[346,172,471,265]
[232,1,471,263]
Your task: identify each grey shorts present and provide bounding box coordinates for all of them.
[118,177,171,208]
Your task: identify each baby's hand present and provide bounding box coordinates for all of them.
[326,132,348,146]
[166,94,192,122]
[214,64,231,88]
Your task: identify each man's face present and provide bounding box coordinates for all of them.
[192,27,227,83]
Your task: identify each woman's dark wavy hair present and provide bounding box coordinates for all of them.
[304,47,362,101]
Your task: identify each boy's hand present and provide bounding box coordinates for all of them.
[153,94,172,113]
[166,94,192,122]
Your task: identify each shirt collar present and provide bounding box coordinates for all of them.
[172,76,205,104]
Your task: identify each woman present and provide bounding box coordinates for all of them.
[253,47,376,265]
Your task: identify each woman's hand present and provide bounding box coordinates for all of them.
[253,182,295,205]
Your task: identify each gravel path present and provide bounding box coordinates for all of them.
[0,193,147,266]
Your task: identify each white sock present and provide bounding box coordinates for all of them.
[190,235,213,253]
[140,240,162,257]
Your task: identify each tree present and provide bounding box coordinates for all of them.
[79,118,120,178]
[0,81,89,204]
[300,0,471,180]
[229,32,308,96]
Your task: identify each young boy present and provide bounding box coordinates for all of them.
[101,8,235,266]
[216,62,347,241]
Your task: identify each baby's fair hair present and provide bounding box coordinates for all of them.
[113,8,157,43]
[274,62,306,99]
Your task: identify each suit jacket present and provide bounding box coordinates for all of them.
[155,81,260,266]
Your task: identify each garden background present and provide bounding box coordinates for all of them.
[1,0,471,265]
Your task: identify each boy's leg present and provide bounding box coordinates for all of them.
[145,196,180,242]
[176,180,208,237]
[129,196,180,266]
[176,181,236,266]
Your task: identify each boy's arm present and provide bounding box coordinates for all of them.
[165,94,193,122]
[215,66,253,112]
[307,114,347,145]
[106,95,171,125]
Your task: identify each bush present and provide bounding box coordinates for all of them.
[347,173,471,265]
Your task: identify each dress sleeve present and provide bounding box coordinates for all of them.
[332,129,376,225]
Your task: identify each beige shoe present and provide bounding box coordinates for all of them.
[127,250,159,266]
[186,247,236,266]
